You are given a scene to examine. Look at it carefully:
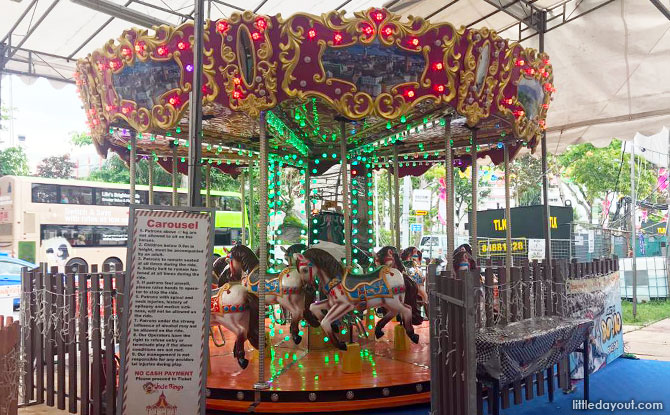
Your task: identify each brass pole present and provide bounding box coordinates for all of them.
[148,155,154,205]
[172,146,178,206]
[240,171,246,245]
[444,116,454,271]
[387,169,394,246]
[254,112,269,391]
[305,167,311,244]
[393,145,401,249]
[504,144,512,275]
[470,129,478,261]
[129,131,137,204]
[340,120,352,266]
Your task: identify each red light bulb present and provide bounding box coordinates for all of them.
[169,96,181,106]
[157,45,168,56]
[410,38,419,46]
[233,77,241,85]
[513,109,525,118]
[434,84,445,93]
[177,41,189,50]
[121,47,131,57]
[433,62,444,71]
[307,28,317,39]
[382,26,393,36]
[362,24,373,36]
[334,33,343,43]
[256,18,267,31]
[374,11,384,21]
[216,21,229,33]
[121,106,130,114]
[504,98,514,105]
[405,89,415,98]
[515,58,525,67]
[233,91,242,99]
[134,42,145,53]
[252,31,261,41]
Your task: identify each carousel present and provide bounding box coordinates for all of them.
[75,7,553,413]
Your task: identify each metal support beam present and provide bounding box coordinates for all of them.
[71,0,170,28]
[540,10,553,279]
[0,0,39,46]
[129,131,137,204]
[630,140,638,317]
[188,0,205,207]
[249,167,255,250]
[387,169,394,245]
[240,170,246,245]
[254,111,270,392]
[340,120,353,266]
[470,129,478,261]
[148,155,154,204]
[393,145,401,249]
[3,0,61,65]
[68,0,134,59]
[504,144,512,273]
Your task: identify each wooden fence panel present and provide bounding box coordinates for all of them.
[46,267,56,406]
[80,271,90,415]
[35,269,44,404]
[0,315,20,415]
[90,266,102,415]
[56,272,66,410]
[103,268,116,415]
[21,268,33,404]
[66,273,77,413]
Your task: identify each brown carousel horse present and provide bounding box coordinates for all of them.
[401,247,428,307]
[372,246,423,337]
[227,244,318,344]
[453,243,477,273]
[295,248,420,350]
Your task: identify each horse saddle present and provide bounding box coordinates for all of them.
[247,268,283,294]
[341,266,400,301]
[403,261,423,284]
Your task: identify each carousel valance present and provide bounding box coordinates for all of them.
[75,8,554,170]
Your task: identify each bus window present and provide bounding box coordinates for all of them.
[153,191,173,206]
[223,196,241,211]
[208,196,223,209]
[61,186,93,204]
[97,226,128,246]
[32,184,59,204]
[97,188,145,206]
[178,193,188,206]
[214,228,242,246]
[41,225,127,247]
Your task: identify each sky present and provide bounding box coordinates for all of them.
[0,74,101,176]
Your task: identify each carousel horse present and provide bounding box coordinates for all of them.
[280,243,307,266]
[372,246,423,337]
[209,277,260,369]
[212,255,230,287]
[401,247,428,306]
[228,244,317,344]
[453,243,477,273]
[295,248,420,351]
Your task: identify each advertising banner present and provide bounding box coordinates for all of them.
[567,271,624,379]
[118,207,213,415]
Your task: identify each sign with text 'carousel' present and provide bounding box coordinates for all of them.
[118,207,213,415]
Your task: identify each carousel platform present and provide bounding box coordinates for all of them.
[206,321,430,413]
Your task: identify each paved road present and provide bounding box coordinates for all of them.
[623,318,670,361]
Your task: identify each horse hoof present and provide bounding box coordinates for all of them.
[304,311,320,327]
[375,329,384,339]
[292,334,302,345]
[337,343,348,351]
[409,333,420,344]
[237,358,249,369]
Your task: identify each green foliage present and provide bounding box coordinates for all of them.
[36,155,76,178]
[559,140,657,221]
[282,214,306,230]
[0,146,29,176]
[88,154,175,186]
[509,154,543,206]
[70,131,93,147]
[622,299,670,325]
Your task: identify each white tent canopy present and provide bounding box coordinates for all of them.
[2,0,669,154]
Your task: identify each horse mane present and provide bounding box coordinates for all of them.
[212,256,227,277]
[376,246,405,272]
[285,243,307,258]
[231,245,259,272]
[401,246,421,261]
[302,248,343,278]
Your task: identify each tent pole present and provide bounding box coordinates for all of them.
[187,0,205,207]
[249,167,255,250]
[254,111,270,392]
[340,119,353,266]
[172,146,178,206]
[304,167,310,244]
[631,138,638,317]
[387,169,394,246]
[539,9,553,279]
[470,129,478,262]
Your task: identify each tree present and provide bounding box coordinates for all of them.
[88,154,175,186]
[509,154,543,206]
[36,155,77,178]
[70,131,93,147]
[0,146,29,176]
[558,139,656,223]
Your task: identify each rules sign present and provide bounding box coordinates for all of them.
[118,207,214,415]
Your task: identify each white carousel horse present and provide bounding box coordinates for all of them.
[295,248,420,351]
[209,282,259,369]
[227,244,317,344]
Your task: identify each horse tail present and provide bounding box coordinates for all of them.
[245,292,260,350]
[403,274,423,325]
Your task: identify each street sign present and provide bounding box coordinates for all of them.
[410,223,423,232]
[415,210,428,216]
[412,189,431,211]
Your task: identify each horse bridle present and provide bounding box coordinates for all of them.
[296,258,316,286]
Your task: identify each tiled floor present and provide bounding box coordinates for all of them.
[623,318,670,361]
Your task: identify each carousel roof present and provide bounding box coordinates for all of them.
[73,7,553,175]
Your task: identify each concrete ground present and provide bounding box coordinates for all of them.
[623,318,670,361]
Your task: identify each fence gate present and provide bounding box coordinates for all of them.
[20,264,124,415]
[427,265,477,415]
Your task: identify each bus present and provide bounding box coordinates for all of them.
[0,176,250,271]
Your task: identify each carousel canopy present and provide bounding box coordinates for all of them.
[3,1,668,157]
[73,7,553,176]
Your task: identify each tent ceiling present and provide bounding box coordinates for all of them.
[1,0,668,153]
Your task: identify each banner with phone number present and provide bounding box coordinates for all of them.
[567,271,624,379]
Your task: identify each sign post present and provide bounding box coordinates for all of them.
[118,206,214,415]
